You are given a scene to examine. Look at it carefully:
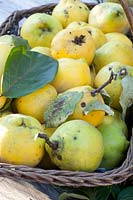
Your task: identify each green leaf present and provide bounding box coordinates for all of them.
[120,75,133,119]
[111,185,121,199]
[80,186,112,200]
[1,46,58,98]
[94,186,111,200]
[117,187,133,200]
[100,89,112,106]
[79,188,96,200]
[83,100,114,116]
[59,192,89,200]
[44,91,83,128]
[11,35,31,49]
[0,35,30,49]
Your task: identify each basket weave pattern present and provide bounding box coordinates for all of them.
[0,1,132,187]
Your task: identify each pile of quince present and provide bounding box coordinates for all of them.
[0,0,132,173]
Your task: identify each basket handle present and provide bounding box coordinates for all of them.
[119,0,133,35]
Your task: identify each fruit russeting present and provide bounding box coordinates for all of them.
[0,0,132,174]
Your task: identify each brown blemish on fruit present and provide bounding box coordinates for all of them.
[57,155,62,160]
[64,9,68,15]
[116,10,122,17]
[72,35,85,46]
[81,102,86,107]
[19,119,27,127]
[88,30,92,35]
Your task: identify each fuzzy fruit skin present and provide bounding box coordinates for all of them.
[52,0,90,28]
[13,84,57,123]
[98,124,129,169]
[51,28,95,65]
[94,62,133,110]
[93,41,133,72]
[67,21,107,49]
[89,2,129,34]
[20,13,63,48]
[67,86,105,127]
[46,120,104,172]
[105,32,133,47]
[0,114,45,167]
[51,58,91,93]
[31,47,51,57]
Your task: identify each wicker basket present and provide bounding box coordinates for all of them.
[0,0,132,187]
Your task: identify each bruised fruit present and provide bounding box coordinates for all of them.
[51,28,96,65]
[67,21,107,49]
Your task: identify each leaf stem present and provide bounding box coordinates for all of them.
[90,67,128,97]
[35,133,58,151]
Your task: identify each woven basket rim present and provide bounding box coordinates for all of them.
[0,1,132,187]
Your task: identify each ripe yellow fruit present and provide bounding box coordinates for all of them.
[51,28,96,65]
[105,32,132,47]
[0,96,7,109]
[13,84,57,123]
[31,47,51,57]
[52,0,90,28]
[46,120,104,172]
[0,114,45,167]
[90,67,96,87]
[67,86,105,126]
[67,21,107,49]
[51,58,91,93]
[93,41,133,72]
[20,13,63,48]
[89,3,129,34]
